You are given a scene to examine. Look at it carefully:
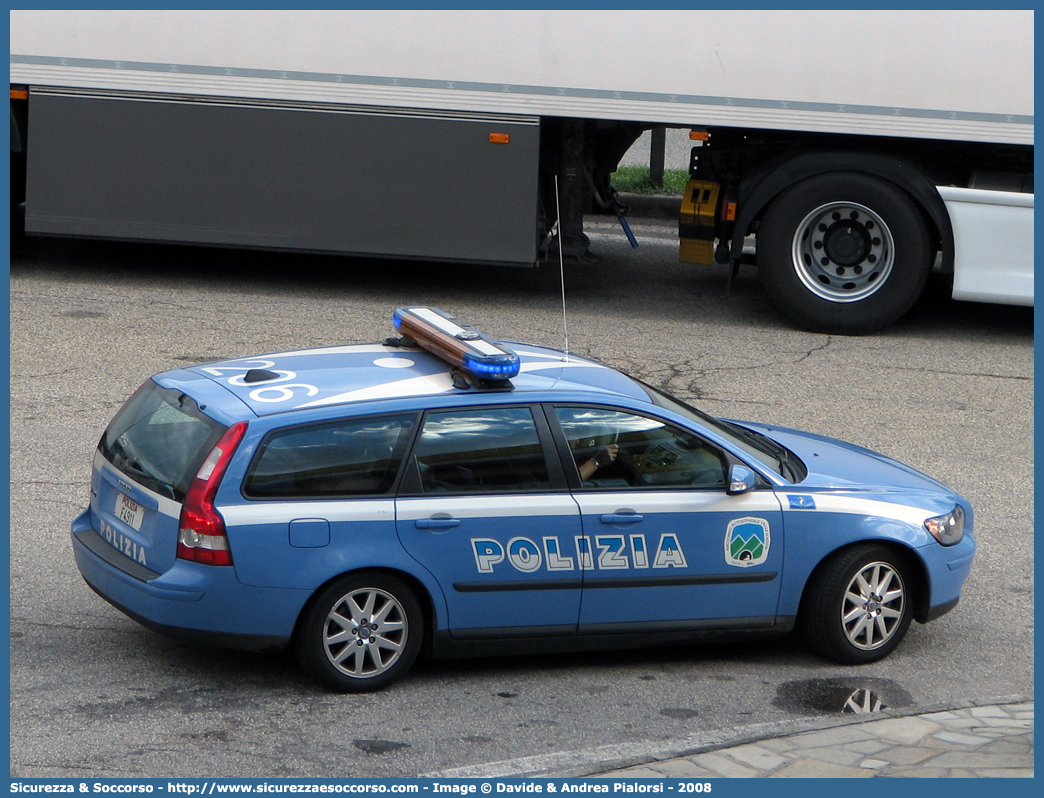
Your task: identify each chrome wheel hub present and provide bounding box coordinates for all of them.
[791,201,895,302]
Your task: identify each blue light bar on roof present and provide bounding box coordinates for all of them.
[393,306,520,381]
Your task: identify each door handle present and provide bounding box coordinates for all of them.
[600,512,644,525]
[415,516,461,530]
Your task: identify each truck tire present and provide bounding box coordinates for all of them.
[757,172,932,334]
[296,571,423,692]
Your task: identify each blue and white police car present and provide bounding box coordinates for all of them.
[72,307,975,691]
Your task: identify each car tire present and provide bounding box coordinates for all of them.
[802,544,915,665]
[757,172,932,334]
[297,571,423,692]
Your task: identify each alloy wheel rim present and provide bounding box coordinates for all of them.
[841,561,905,650]
[323,587,408,678]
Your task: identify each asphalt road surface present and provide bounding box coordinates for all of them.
[9,220,1033,778]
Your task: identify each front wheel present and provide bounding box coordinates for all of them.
[757,172,933,334]
[802,544,915,665]
[296,571,423,692]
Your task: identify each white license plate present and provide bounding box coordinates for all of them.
[115,493,145,531]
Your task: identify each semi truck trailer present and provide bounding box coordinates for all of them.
[10,9,1034,333]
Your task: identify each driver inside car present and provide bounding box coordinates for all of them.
[577,442,619,480]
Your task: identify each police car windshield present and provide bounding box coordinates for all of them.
[639,381,798,480]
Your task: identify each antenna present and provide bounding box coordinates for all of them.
[554,174,569,362]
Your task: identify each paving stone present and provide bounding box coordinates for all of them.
[882,768,952,778]
[721,744,787,771]
[645,765,679,777]
[967,729,1007,739]
[975,768,1035,778]
[799,747,864,767]
[976,717,1033,729]
[872,746,937,766]
[922,737,986,752]
[927,752,1034,769]
[934,731,995,746]
[921,711,961,721]
[970,706,1011,718]
[589,701,1033,780]
[768,759,873,778]
[690,753,759,778]
[844,739,893,755]
[755,738,797,754]
[988,729,1033,740]
[935,717,986,730]
[979,739,1034,755]
[865,716,941,744]
[651,759,716,778]
[595,766,668,779]
[786,726,874,749]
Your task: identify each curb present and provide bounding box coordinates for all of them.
[423,695,1033,779]
[591,193,681,222]
[620,193,681,221]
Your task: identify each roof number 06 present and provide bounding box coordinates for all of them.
[201,360,319,403]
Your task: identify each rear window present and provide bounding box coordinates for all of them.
[413,406,551,494]
[100,381,227,502]
[245,414,416,498]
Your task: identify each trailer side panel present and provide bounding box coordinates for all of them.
[26,90,541,264]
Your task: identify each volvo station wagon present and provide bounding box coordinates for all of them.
[72,306,976,691]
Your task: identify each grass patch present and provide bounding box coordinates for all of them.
[612,165,689,196]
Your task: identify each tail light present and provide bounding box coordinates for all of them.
[177,422,247,566]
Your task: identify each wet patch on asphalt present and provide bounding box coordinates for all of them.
[773,677,914,715]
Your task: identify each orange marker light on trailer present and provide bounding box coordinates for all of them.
[489,133,510,144]
[10,89,28,100]
[689,130,709,142]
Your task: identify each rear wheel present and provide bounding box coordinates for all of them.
[802,544,915,664]
[297,571,423,692]
[757,172,932,334]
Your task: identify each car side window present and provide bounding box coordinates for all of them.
[413,406,551,494]
[245,414,415,498]
[554,405,727,490]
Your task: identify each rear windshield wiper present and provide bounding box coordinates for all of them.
[108,437,177,500]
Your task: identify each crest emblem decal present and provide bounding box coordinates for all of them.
[724,517,771,568]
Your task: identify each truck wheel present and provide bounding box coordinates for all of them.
[802,544,915,665]
[757,173,932,334]
[296,572,423,692]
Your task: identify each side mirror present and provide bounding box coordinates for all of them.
[727,464,757,495]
